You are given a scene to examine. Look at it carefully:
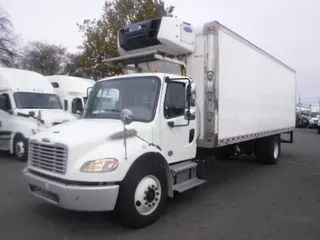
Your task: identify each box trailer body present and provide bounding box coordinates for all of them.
[186,21,296,148]
[24,17,296,228]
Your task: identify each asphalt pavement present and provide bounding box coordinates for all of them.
[1,128,320,240]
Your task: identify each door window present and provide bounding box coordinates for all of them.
[164,82,186,119]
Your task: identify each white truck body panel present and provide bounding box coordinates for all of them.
[187,22,296,148]
[217,28,296,140]
[0,67,57,93]
[47,75,95,95]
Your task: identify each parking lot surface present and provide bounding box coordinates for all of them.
[1,128,320,240]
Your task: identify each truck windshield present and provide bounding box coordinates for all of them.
[14,92,62,109]
[310,112,319,118]
[83,76,160,122]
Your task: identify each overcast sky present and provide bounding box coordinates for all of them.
[1,0,319,106]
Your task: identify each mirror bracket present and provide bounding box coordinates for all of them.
[120,109,134,160]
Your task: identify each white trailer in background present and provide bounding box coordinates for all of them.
[24,17,296,228]
[0,68,77,161]
[46,75,95,118]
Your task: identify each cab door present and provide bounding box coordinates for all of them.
[159,78,197,164]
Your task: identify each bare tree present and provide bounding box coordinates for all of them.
[0,7,19,67]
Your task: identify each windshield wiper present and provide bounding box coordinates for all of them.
[17,112,45,124]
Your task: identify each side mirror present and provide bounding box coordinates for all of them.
[186,83,191,104]
[71,100,77,114]
[120,109,134,125]
[185,83,192,121]
[0,95,6,110]
[72,98,83,114]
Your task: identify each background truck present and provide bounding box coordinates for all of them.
[0,67,77,161]
[46,75,95,118]
[296,106,310,128]
[308,103,320,129]
[24,17,296,228]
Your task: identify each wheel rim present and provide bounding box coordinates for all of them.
[15,140,25,158]
[134,175,161,216]
[273,141,279,159]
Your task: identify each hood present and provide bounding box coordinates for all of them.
[15,109,77,127]
[32,118,152,148]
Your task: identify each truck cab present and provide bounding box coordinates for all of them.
[0,68,77,161]
[46,75,95,118]
[24,17,201,228]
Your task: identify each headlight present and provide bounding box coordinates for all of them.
[31,129,40,134]
[80,158,119,173]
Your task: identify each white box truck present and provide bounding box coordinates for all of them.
[46,75,95,118]
[23,17,296,228]
[0,67,77,161]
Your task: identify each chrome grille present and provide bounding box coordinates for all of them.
[29,141,68,174]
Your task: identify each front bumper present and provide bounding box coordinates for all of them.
[24,169,119,211]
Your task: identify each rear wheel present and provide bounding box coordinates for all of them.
[255,135,281,165]
[213,146,234,160]
[115,157,168,229]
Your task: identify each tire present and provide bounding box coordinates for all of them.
[13,134,28,161]
[115,156,168,229]
[255,135,281,165]
[318,128,320,134]
[214,152,231,160]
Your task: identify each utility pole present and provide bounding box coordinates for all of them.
[297,94,302,108]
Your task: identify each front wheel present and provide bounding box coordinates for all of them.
[115,157,168,229]
[318,128,320,134]
[13,135,28,161]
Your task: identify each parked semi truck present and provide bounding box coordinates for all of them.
[0,68,77,161]
[46,75,95,118]
[24,17,296,228]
